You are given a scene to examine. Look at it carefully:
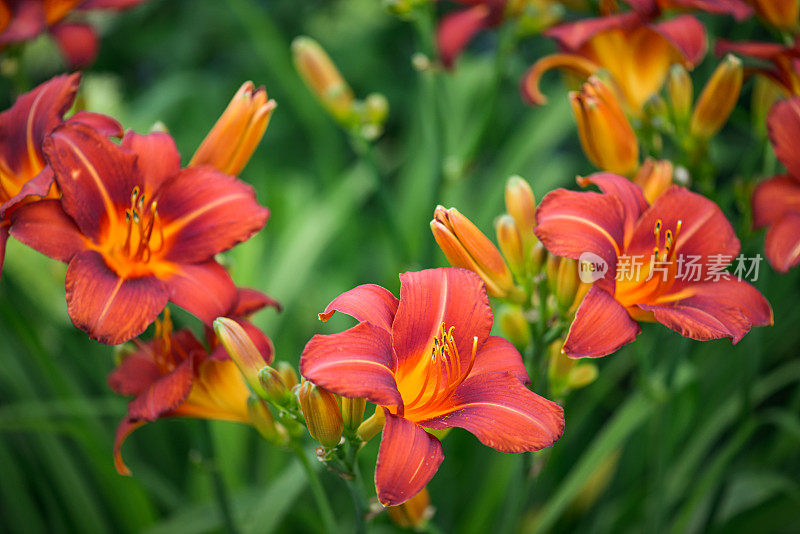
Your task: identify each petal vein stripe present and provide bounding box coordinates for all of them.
[546,213,621,256]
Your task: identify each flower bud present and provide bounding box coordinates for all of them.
[752,76,784,139]
[529,241,547,275]
[340,397,367,434]
[547,339,573,397]
[292,36,355,123]
[633,158,673,204]
[751,0,799,30]
[504,176,537,253]
[567,362,599,390]
[690,54,743,140]
[498,305,531,350]
[554,257,580,313]
[297,381,343,449]
[248,397,289,445]
[431,206,519,300]
[388,486,434,529]
[570,77,639,176]
[667,64,693,128]
[190,81,276,176]
[275,361,299,390]
[495,215,525,279]
[259,366,291,405]
[357,406,385,442]
[213,318,268,398]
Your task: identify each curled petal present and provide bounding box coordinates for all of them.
[520,53,600,106]
[767,98,800,179]
[577,173,649,239]
[108,350,162,397]
[300,322,401,407]
[113,418,146,476]
[765,212,800,272]
[65,250,169,344]
[544,12,642,51]
[0,167,54,219]
[563,285,641,358]
[420,372,564,453]
[233,287,281,316]
[318,283,399,333]
[127,356,194,421]
[164,261,237,325]
[375,411,444,506]
[437,5,491,68]
[9,199,87,262]
[121,131,181,194]
[752,175,800,229]
[158,167,269,263]
[50,22,98,69]
[66,111,123,138]
[469,335,529,384]
[650,15,708,67]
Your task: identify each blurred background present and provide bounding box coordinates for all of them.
[1,0,799,532]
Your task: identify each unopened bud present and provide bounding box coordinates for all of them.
[504,176,537,253]
[752,76,784,138]
[633,158,673,204]
[498,305,531,350]
[213,317,269,398]
[297,381,343,449]
[570,77,639,176]
[547,339,573,397]
[248,397,289,445]
[567,362,599,390]
[275,361,299,390]
[690,55,743,140]
[341,396,367,434]
[259,366,291,405]
[667,64,693,128]
[292,36,355,123]
[751,0,799,30]
[529,241,547,275]
[364,93,389,125]
[357,406,385,442]
[388,486,434,529]
[555,258,580,313]
[495,215,525,279]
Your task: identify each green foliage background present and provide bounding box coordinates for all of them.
[0,0,799,532]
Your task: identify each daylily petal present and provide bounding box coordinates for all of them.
[45,122,139,241]
[0,166,54,219]
[752,175,800,229]
[113,418,145,476]
[544,12,641,51]
[714,39,789,60]
[65,250,169,344]
[9,199,86,261]
[392,268,492,372]
[300,322,402,407]
[0,0,44,43]
[375,411,444,506]
[121,131,181,195]
[50,22,98,68]
[420,372,564,453]
[0,223,8,277]
[534,189,625,292]
[664,0,752,20]
[437,5,491,69]
[577,173,648,241]
[650,15,708,67]
[563,285,641,358]
[520,53,601,106]
[318,283,399,333]
[232,287,281,316]
[66,111,124,138]
[469,335,529,384]
[157,166,269,263]
[127,356,194,421]
[164,261,237,325]
[767,98,800,179]
[108,349,161,397]
[641,279,773,342]
[765,212,800,272]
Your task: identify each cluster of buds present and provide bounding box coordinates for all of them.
[292,36,389,141]
[547,339,598,400]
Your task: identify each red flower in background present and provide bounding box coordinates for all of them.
[0,72,120,278]
[109,290,276,475]
[10,124,268,344]
[716,37,800,96]
[0,0,146,68]
[436,0,506,68]
[301,268,564,506]
[535,174,772,358]
[752,97,800,272]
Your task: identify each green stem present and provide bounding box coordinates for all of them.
[199,422,239,534]
[290,443,338,534]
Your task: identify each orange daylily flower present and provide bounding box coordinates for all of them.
[110,289,277,475]
[0,0,147,68]
[190,81,276,176]
[10,124,269,344]
[747,0,798,30]
[0,73,121,279]
[301,268,564,505]
[535,173,772,358]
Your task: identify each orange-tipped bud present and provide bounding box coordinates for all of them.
[431,206,520,300]
[667,64,693,128]
[292,36,355,123]
[340,397,367,434]
[633,158,673,204]
[495,215,525,279]
[388,486,434,529]
[247,397,289,445]
[498,305,531,350]
[213,318,268,399]
[504,176,537,253]
[297,381,343,449]
[690,55,743,140]
[570,77,639,176]
[190,81,275,176]
[751,0,799,30]
[275,361,299,390]
[258,366,291,405]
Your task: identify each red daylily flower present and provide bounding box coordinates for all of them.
[716,37,800,96]
[300,268,564,506]
[752,97,800,272]
[535,173,773,358]
[0,0,146,68]
[521,2,708,113]
[109,290,276,475]
[0,72,121,278]
[436,0,506,68]
[10,124,269,344]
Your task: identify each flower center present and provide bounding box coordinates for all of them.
[118,186,164,263]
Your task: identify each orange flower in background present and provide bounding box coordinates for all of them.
[190,81,276,176]
[0,0,147,68]
[10,124,269,344]
[522,4,707,114]
[633,157,673,203]
[752,97,800,272]
[109,291,276,475]
[535,173,772,358]
[301,268,564,506]
[0,73,121,278]
[716,38,800,96]
[747,0,798,29]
